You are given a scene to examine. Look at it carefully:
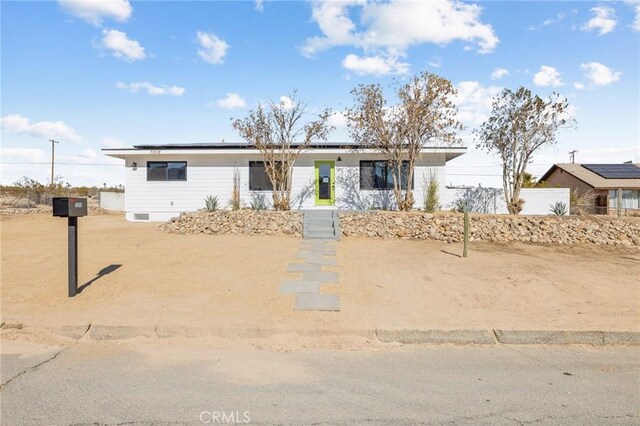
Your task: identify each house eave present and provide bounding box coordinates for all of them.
[102,146,468,161]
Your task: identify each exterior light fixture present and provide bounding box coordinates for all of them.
[132,162,137,170]
[337,156,342,162]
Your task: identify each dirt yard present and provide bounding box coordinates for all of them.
[1,213,638,333]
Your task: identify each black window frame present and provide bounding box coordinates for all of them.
[359,160,414,190]
[146,161,187,181]
[249,161,273,191]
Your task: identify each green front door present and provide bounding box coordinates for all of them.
[315,161,335,206]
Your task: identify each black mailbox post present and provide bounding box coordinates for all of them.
[53,197,88,297]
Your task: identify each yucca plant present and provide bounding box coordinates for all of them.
[205,195,219,212]
[454,198,470,213]
[549,201,568,216]
[249,192,267,210]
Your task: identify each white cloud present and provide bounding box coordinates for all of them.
[580,62,622,86]
[533,65,563,87]
[491,67,509,80]
[0,148,49,163]
[116,81,185,96]
[101,137,125,148]
[58,0,132,26]
[454,81,502,126]
[197,31,229,64]
[327,111,348,129]
[77,148,98,160]
[302,0,499,73]
[428,56,442,68]
[573,82,585,90]
[279,96,294,110]
[1,114,82,142]
[342,53,410,76]
[527,12,566,31]
[100,29,145,61]
[255,0,264,12]
[632,1,640,31]
[215,93,247,109]
[582,6,617,35]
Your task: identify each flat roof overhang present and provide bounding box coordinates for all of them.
[102,144,467,162]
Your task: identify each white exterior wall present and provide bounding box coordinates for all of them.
[444,187,571,215]
[99,191,125,211]
[121,152,448,221]
[504,188,570,215]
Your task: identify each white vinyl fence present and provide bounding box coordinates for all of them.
[99,191,125,211]
[444,187,570,215]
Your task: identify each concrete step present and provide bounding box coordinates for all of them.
[303,218,334,226]
[306,224,334,233]
[304,232,336,240]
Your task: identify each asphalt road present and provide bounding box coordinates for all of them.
[1,338,638,425]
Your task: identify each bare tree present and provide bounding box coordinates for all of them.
[232,92,332,210]
[475,87,574,215]
[346,72,462,211]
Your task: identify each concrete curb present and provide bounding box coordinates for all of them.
[4,321,639,345]
[602,331,640,345]
[493,330,640,345]
[376,329,496,345]
[88,325,156,341]
[47,325,91,340]
[156,327,377,340]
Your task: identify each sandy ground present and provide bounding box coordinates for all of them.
[1,213,638,333]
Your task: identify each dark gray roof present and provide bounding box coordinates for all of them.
[128,142,467,151]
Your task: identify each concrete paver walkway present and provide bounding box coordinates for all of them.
[278,211,341,311]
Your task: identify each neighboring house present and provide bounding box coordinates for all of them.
[539,163,640,215]
[102,143,466,221]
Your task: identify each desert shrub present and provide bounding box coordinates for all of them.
[205,195,220,212]
[249,192,267,210]
[231,165,241,211]
[550,201,568,216]
[570,188,596,215]
[423,174,440,213]
[453,199,470,213]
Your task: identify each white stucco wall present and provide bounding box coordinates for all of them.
[120,152,449,221]
[444,187,571,215]
[99,191,125,211]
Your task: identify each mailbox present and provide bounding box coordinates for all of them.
[53,197,88,217]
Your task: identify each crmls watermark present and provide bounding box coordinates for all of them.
[200,411,251,424]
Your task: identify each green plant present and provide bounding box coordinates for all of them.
[249,192,267,210]
[423,174,440,213]
[205,195,219,212]
[550,201,568,216]
[453,198,470,213]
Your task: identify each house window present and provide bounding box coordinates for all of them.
[147,161,187,181]
[609,189,640,209]
[360,160,414,190]
[249,161,272,191]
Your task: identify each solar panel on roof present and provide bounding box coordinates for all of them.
[582,164,640,179]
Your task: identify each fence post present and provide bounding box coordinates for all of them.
[463,211,469,258]
[617,188,622,217]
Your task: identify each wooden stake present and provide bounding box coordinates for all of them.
[463,211,469,258]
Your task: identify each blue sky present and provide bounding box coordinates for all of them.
[1,0,639,187]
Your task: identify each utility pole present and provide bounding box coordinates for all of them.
[569,149,578,163]
[49,139,59,185]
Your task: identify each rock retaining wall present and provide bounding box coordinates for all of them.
[159,210,303,236]
[160,210,640,246]
[339,212,640,246]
